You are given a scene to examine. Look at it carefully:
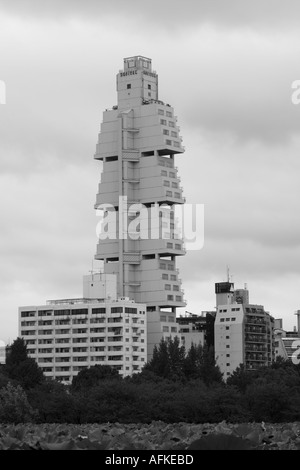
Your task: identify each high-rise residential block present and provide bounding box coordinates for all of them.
[214,282,275,379]
[19,274,147,382]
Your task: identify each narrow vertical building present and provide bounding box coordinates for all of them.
[214,282,275,380]
[94,56,186,359]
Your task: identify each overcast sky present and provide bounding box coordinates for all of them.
[1,0,300,343]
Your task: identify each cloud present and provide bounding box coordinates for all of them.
[1,0,300,31]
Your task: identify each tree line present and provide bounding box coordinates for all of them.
[1,336,300,424]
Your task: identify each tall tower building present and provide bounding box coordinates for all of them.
[94,56,186,358]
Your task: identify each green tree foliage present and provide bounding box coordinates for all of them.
[5,338,44,389]
[226,364,255,393]
[28,380,77,423]
[143,337,223,384]
[0,382,38,423]
[71,364,120,392]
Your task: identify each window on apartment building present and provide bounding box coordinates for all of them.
[226,345,230,348]
[226,336,230,339]
[220,318,225,322]
[111,307,123,313]
[127,84,131,89]
[231,318,236,321]
[158,109,164,115]
[166,111,172,117]
[226,354,230,357]
[160,119,167,125]
[165,284,171,290]
[161,170,167,176]
[226,326,230,330]
[71,309,88,316]
[125,307,137,314]
[226,318,230,322]
[92,308,106,314]
[169,121,175,127]
[148,84,151,89]
[163,326,169,332]
[226,363,230,366]
[163,129,169,135]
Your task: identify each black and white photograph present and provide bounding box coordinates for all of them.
[0,0,300,455]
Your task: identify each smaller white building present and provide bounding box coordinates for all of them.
[0,340,5,364]
[19,273,147,383]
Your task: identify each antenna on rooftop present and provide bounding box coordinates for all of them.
[227,265,230,282]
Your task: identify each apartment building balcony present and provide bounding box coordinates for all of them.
[244,326,266,334]
[245,335,266,343]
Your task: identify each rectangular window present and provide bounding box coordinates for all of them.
[148,84,151,89]
[165,284,171,290]
[166,111,172,117]
[220,318,225,322]
[231,318,236,321]
[162,273,168,280]
[160,119,167,125]
[127,83,131,89]
[169,121,175,127]
[111,307,123,313]
[166,139,172,145]
[158,109,164,115]
[92,308,106,314]
[71,309,88,316]
[125,307,137,314]
[163,129,169,135]
[226,345,230,348]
